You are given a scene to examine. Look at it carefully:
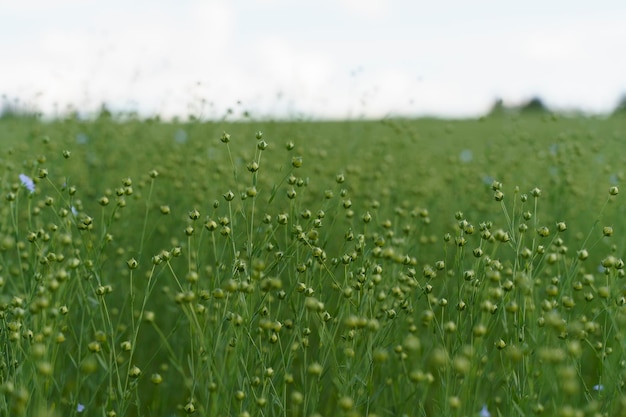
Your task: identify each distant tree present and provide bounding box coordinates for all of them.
[519,96,549,113]
[487,98,507,116]
[96,104,113,120]
[612,94,626,116]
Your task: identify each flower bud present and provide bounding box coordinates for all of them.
[127,258,138,270]
[223,190,235,201]
[291,156,303,168]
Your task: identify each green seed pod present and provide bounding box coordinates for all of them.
[304,297,323,311]
[188,209,200,220]
[143,311,155,323]
[186,271,199,283]
[598,286,610,298]
[443,321,457,333]
[247,161,259,173]
[88,341,101,353]
[291,391,303,404]
[307,362,323,376]
[338,396,354,411]
[452,355,471,374]
[537,226,550,237]
[562,296,575,308]
[449,396,461,409]
[602,256,616,268]
[291,156,303,168]
[127,258,138,270]
[223,190,235,201]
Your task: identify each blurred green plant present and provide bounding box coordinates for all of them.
[0,114,625,417]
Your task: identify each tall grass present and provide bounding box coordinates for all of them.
[1,113,626,416]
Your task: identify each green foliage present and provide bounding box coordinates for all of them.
[1,114,626,416]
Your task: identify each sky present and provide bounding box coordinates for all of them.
[1,0,626,120]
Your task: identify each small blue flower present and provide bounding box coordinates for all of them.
[459,149,473,163]
[77,403,85,413]
[593,384,604,391]
[19,174,35,194]
[479,404,491,417]
[482,175,495,185]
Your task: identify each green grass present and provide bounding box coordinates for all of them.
[1,112,626,417]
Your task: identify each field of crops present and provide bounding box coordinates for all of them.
[1,112,626,417]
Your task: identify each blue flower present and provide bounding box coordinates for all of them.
[77,403,85,413]
[19,174,35,194]
[479,404,491,417]
[593,384,604,391]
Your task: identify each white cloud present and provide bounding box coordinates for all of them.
[1,0,625,118]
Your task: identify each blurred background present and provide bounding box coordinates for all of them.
[2,0,626,120]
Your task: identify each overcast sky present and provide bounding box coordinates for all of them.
[2,0,625,119]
